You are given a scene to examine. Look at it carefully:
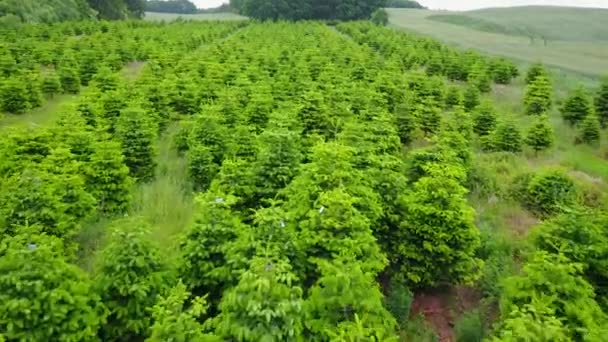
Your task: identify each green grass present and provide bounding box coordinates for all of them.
[77,122,194,271]
[0,94,78,130]
[387,7,608,76]
[144,11,247,21]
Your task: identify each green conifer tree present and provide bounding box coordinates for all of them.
[115,105,157,181]
[95,219,172,341]
[525,114,554,154]
[463,84,481,112]
[561,85,592,126]
[524,76,553,115]
[595,76,608,127]
[473,101,498,136]
[579,114,601,146]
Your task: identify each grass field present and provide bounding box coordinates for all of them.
[144,11,247,21]
[387,7,608,77]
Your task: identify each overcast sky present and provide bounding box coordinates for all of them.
[193,0,608,10]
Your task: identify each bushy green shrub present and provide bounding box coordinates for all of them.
[0,76,31,113]
[579,114,601,146]
[561,85,592,126]
[485,121,523,153]
[95,219,172,341]
[385,278,413,324]
[525,62,549,85]
[371,9,389,26]
[473,101,497,136]
[455,310,484,342]
[523,168,576,217]
[0,233,106,341]
[596,76,608,127]
[41,70,62,97]
[524,76,552,115]
[525,114,554,153]
[115,105,158,181]
[463,84,481,111]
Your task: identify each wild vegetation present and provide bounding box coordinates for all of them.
[1,6,608,342]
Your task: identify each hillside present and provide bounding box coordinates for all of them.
[387,7,608,76]
[0,0,94,24]
[429,6,608,42]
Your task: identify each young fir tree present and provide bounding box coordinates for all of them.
[525,62,549,85]
[304,258,398,341]
[41,70,63,98]
[595,76,608,127]
[59,65,81,94]
[95,219,172,342]
[468,61,492,93]
[254,126,302,200]
[147,282,219,342]
[524,76,553,115]
[397,170,482,287]
[472,101,498,136]
[84,140,133,215]
[489,121,523,153]
[0,76,31,113]
[394,100,417,145]
[415,98,442,136]
[463,83,481,112]
[187,145,219,192]
[445,85,463,109]
[497,252,607,340]
[525,114,555,154]
[115,105,157,182]
[0,233,106,341]
[561,85,592,126]
[178,193,250,302]
[24,71,43,109]
[214,256,304,341]
[91,64,122,92]
[579,114,601,146]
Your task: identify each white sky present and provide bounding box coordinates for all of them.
[192,0,608,10]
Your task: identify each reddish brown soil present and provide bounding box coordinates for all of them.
[411,286,483,342]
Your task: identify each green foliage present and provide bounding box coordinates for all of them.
[214,256,304,341]
[468,62,492,93]
[491,301,570,342]
[84,140,133,215]
[146,0,198,14]
[532,208,608,308]
[497,252,608,340]
[59,65,81,94]
[0,233,106,341]
[473,101,497,136]
[385,278,414,324]
[41,70,63,97]
[525,62,549,85]
[394,100,417,144]
[455,310,484,342]
[385,0,426,8]
[397,172,482,287]
[415,98,442,136]
[0,76,30,113]
[0,0,94,23]
[187,145,218,192]
[95,219,171,341]
[524,75,553,115]
[115,105,158,181]
[304,258,398,341]
[523,168,576,217]
[178,193,250,301]
[445,85,463,109]
[579,114,601,146]
[463,83,481,112]
[525,114,554,153]
[371,9,389,26]
[485,121,523,153]
[490,58,517,84]
[596,76,608,127]
[561,85,592,126]
[147,282,219,342]
[241,0,384,21]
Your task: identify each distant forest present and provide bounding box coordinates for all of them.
[0,0,146,23]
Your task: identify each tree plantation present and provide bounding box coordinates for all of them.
[1,12,608,342]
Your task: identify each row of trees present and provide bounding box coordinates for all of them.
[230,0,385,20]
[145,0,198,14]
[0,0,147,23]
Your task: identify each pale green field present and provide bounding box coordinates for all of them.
[387,7,608,76]
[144,11,247,21]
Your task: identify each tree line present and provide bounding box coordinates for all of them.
[230,0,385,20]
[0,0,147,23]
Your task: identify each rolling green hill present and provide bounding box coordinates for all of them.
[428,6,608,42]
[387,7,608,76]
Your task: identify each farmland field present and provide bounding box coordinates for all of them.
[1,5,608,341]
[387,6,608,76]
